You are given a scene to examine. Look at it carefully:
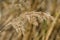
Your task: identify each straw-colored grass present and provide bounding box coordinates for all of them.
[0,0,60,40]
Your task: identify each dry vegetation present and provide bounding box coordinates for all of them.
[0,0,60,40]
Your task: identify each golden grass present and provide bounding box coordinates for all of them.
[0,0,60,40]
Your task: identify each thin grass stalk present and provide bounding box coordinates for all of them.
[45,12,60,40]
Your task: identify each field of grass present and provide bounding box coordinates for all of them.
[0,0,60,40]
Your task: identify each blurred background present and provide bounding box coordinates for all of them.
[0,0,60,40]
